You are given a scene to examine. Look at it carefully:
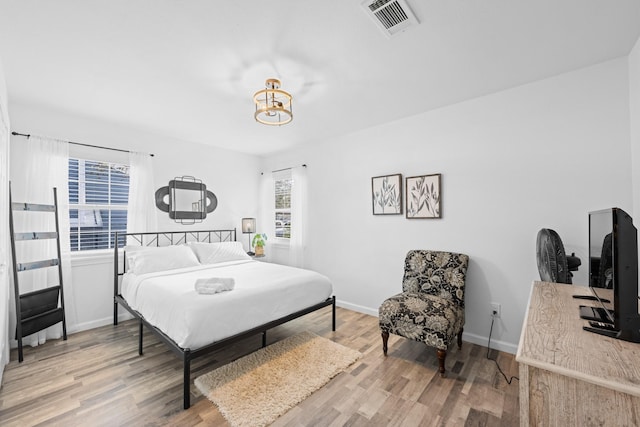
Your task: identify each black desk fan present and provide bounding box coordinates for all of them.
[536,228,581,284]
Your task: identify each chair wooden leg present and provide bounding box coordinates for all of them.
[437,349,446,376]
[457,329,463,349]
[381,331,389,356]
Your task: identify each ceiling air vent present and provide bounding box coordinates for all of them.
[361,0,418,38]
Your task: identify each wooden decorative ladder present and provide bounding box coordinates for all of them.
[9,182,67,362]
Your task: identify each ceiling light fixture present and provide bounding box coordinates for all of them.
[253,78,293,126]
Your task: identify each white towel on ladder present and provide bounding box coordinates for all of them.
[194,277,235,294]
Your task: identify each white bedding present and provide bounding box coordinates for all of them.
[121,260,333,350]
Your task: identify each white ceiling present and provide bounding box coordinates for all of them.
[0,0,639,156]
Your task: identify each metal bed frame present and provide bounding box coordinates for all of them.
[113,229,336,409]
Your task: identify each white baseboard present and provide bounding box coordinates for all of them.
[336,299,518,355]
[68,312,134,335]
[336,299,378,317]
[9,313,134,348]
[9,301,518,355]
[462,331,517,355]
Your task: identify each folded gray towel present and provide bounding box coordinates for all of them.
[195,277,235,294]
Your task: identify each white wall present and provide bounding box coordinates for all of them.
[264,58,633,353]
[629,37,640,293]
[8,103,261,333]
[5,55,635,354]
[630,38,640,224]
[0,57,10,382]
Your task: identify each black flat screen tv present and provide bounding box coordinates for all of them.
[581,207,640,342]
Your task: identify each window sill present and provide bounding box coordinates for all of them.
[270,239,290,248]
[70,249,114,267]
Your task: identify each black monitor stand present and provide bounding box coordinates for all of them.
[573,294,610,303]
[580,305,640,343]
[579,305,614,323]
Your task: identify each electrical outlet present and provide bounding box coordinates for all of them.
[490,302,501,318]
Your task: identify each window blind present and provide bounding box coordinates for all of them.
[274,170,292,238]
[68,158,129,251]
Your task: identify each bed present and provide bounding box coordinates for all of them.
[113,229,336,409]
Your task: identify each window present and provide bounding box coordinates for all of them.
[274,172,292,238]
[68,158,129,251]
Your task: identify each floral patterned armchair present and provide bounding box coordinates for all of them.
[379,250,469,376]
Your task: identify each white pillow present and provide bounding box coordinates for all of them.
[125,245,200,274]
[187,241,251,264]
[124,245,154,272]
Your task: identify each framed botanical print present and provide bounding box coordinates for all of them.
[406,173,441,219]
[372,174,403,215]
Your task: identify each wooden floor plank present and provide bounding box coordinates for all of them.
[0,307,519,426]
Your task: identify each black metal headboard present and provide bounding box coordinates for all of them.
[113,229,236,298]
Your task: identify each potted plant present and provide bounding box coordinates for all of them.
[252,233,267,256]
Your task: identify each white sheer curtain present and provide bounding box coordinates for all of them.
[9,136,75,347]
[0,69,10,381]
[289,166,308,268]
[126,152,157,239]
[259,172,275,257]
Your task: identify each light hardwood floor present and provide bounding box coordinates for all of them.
[0,307,519,426]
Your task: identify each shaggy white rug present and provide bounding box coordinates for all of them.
[195,331,362,427]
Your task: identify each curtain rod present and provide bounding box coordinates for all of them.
[265,164,307,175]
[11,131,155,157]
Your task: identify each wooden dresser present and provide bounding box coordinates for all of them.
[516,281,640,426]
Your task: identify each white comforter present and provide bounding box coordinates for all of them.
[121,260,333,350]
